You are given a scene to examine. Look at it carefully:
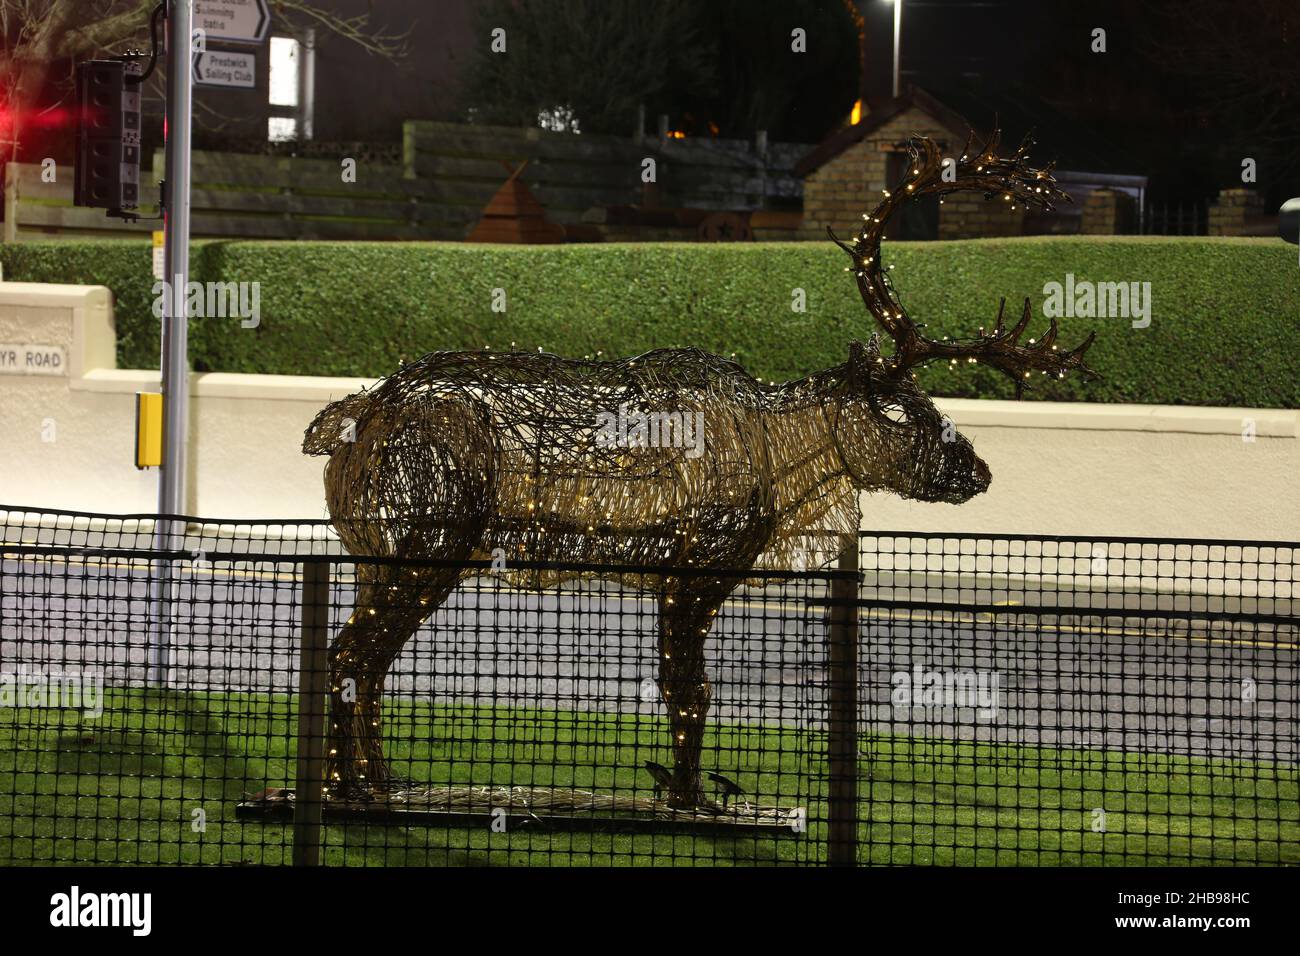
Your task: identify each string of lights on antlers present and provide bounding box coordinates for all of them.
[829,130,1098,397]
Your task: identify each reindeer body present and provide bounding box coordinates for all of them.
[304,349,879,805]
[306,348,865,580]
[303,131,1094,807]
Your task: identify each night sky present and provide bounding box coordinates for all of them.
[4,0,1294,206]
[857,0,1296,204]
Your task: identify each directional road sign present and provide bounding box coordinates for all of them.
[194,0,270,45]
[193,49,256,88]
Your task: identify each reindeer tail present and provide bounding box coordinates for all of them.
[302,389,374,457]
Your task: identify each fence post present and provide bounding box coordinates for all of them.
[293,560,331,867]
[827,533,859,866]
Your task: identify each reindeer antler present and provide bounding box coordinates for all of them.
[829,131,1096,398]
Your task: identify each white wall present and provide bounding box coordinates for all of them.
[1,282,1296,542]
[864,406,1298,541]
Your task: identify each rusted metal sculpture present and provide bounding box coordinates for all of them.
[303,131,1096,808]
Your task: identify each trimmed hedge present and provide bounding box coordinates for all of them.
[2,236,1296,406]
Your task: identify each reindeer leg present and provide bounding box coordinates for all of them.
[326,573,410,800]
[319,397,496,801]
[326,567,459,800]
[657,584,729,810]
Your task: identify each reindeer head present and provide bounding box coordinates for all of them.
[827,130,1097,504]
[829,335,989,503]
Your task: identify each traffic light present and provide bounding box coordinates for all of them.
[73,58,143,211]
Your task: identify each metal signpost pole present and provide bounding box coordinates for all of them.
[892,0,903,98]
[149,0,194,685]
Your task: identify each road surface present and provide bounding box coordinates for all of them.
[2,552,1294,764]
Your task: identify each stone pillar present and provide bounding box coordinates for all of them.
[1081,188,1136,235]
[938,193,1026,240]
[1208,188,1265,236]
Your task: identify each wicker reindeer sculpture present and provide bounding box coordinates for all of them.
[303,131,1096,808]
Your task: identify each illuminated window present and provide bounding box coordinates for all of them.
[269,37,299,108]
[268,117,298,142]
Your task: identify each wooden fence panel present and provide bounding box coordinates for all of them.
[404,120,802,218]
[3,123,806,243]
[157,148,436,240]
[3,162,155,242]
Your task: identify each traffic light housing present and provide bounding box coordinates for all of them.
[74,58,143,211]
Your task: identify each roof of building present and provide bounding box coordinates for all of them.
[794,82,1139,181]
[792,86,974,178]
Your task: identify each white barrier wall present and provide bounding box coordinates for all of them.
[1,282,1296,540]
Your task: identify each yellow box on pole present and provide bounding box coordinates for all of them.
[135,392,163,469]
[152,230,165,280]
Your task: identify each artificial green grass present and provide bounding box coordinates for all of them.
[856,737,1299,866]
[1,687,1295,866]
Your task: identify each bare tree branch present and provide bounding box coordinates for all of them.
[268,0,409,60]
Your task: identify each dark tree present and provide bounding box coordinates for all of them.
[1136,0,1300,195]
[459,0,860,142]
[1012,0,1298,203]
[681,0,861,142]
[458,0,716,136]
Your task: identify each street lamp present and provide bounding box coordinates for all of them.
[883,0,902,97]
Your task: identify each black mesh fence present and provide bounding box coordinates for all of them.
[0,508,1295,866]
[854,533,1299,865]
[0,507,845,866]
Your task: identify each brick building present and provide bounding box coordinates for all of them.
[793,87,1150,241]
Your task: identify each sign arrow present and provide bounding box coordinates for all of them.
[194,0,271,45]
[193,50,257,89]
